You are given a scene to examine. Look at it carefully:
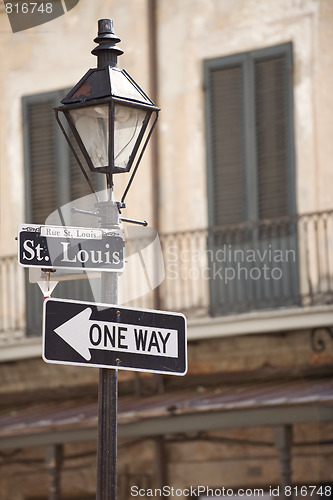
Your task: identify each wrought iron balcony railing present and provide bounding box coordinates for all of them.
[1,209,332,340]
[0,255,25,341]
[156,209,333,316]
[157,209,333,316]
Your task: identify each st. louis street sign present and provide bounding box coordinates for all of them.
[43,298,187,376]
[18,224,124,272]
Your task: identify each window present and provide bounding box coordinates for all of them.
[204,43,299,314]
[205,42,296,225]
[22,89,95,335]
[22,89,94,224]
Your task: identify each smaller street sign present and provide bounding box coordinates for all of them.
[18,224,124,272]
[43,298,187,376]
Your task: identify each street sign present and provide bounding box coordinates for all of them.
[43,298,187,376]
[18,224,124,272]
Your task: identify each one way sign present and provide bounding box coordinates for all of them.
[43,298,187,375]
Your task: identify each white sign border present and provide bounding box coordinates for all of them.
[42,297,187,376]
[18,223,125,273]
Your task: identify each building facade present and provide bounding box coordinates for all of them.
[0,0,333,499]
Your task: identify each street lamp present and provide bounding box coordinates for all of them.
[54,18,159,198]
[54,19,159,500]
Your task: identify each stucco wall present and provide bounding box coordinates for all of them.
[0,0,153,257]
[156,0,333,231]
[0,0,332,251]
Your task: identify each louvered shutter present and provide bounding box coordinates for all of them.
[210,65,245,226]
[255,56,289,220]
[26,98,58,224]
[206,44,295,226]
[24,90,93,224]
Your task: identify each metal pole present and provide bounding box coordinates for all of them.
[274,424,293,498]
[46,444,63,500]
[96,199,120,500]
[155,436,168,499]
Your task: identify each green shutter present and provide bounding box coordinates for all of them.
[205,43,295,225]
[209,65,245,226]
[23,90,93,225]
[254,56,289,220]
[24,98,58,224]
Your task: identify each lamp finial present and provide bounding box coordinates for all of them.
[92,18,124,68]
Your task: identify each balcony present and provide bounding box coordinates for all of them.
[157,208,333,316]
[1,209,333,343]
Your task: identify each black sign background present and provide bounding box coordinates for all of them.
[43,298,187,375]
[18,227,124,271]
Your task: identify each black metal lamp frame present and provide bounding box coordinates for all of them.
[54,18,159,202]
[54,99,158,201]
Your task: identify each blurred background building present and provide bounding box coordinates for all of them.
[0,0,332,499]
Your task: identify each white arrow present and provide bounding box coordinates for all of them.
[53,307,178,362]
[54,308,93,360]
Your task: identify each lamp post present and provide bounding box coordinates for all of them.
[54,19,159,499]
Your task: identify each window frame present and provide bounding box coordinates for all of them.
[204,42,297,227]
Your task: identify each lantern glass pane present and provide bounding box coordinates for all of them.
[69,104,109,169]
[114,103,147,171]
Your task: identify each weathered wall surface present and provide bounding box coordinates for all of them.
[1,424,333,500]
[1,0,333,249]
[156,0,333,231]
[0,1,332,499]
[0,327,332,399]
[0,0,153,257]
